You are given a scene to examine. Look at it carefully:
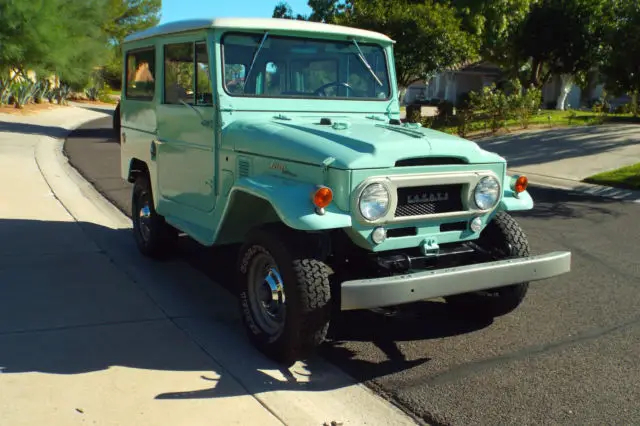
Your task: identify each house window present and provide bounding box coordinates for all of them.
[126,48,156,100]
[164,41,213,106]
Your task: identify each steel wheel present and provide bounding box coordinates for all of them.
[137,200,152,243]
[247,252,286,338]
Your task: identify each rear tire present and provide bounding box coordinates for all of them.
[446,212,530,318]
[237,226,332,365]
[131,175,178,259]
[113,102,121,143]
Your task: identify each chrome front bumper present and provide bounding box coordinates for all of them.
[340,251,572,311]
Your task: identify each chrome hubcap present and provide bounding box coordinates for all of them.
[138,202,152,241]
[248,253,286,336]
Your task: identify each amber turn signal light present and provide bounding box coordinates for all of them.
[312,186,333,208]
[513,175,528,193]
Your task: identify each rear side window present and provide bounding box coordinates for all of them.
[126,48,156,100]
[164,41,213,106]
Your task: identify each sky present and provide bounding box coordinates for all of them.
[159,0,312,23]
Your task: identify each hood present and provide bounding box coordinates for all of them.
[223,117,504,169]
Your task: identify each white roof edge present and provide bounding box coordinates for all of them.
[124,17,394,44]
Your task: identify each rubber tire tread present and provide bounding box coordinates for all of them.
[237,225,332,365]
[446,212,530,318]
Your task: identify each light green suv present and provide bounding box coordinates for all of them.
[117,17,571,364]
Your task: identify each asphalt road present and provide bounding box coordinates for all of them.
[64,115,640,425]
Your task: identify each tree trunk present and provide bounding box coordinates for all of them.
[398,86,407,105]
[529,59,542,87]
[556,74,574,110]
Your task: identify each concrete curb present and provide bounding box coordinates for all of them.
[34,109,130,230]
[37,110,421,426]
[510,169,640,203]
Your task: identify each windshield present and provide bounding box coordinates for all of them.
[221,33,391,100]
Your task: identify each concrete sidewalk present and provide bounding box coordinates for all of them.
[0,106,416,426]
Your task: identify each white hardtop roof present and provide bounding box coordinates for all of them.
[124,17,394,44]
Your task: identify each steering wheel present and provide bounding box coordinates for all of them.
[313,81,356,97]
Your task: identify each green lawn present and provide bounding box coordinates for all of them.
[431,109,640,136]
[583,163,640,190]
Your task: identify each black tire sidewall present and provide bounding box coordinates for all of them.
[237,228,328,364]
[447,212,530,317]
[131,176,176,257]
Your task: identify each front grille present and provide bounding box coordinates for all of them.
[395,184,463,217]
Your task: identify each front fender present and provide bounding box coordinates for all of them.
[231,175,353,230]
[499,174,534,211]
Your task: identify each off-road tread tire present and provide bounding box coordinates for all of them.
[446,212,530,318]
[237,226,332,365]
[131,176,178,259]
[113,103,121,142]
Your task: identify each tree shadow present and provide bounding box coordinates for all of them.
[0,120,70,139]
[476,124,640,169]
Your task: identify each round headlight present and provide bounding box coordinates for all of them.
[474,176,500,210]
[359,183,390,221]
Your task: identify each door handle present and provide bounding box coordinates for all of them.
[150,140,157,160]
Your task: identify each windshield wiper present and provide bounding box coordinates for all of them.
[243,32,269,94]
[351,39,383,87]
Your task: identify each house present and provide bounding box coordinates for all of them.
[403,61,502,105]
[404,63,612,110]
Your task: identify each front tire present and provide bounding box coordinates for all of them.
[131,175,178,258]
[446,212,530,318]
[237,226,332,365]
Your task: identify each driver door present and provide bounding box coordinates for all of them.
[156,39,216,213]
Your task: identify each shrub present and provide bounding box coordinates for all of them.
[469,84,510,133]
[33,80,51,104]
[0,77,12,106]
[455,107,474,138]
[55,85,71,105]
[508,80,542,129]
[406,103,422,123]
[86,87,101,101]
[13,81,37,109]
[436,100,455,122]
[421,115,435,128]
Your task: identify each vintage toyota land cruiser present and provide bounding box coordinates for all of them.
[117,18,571,363]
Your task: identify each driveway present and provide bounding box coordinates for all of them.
[476,124,640,181]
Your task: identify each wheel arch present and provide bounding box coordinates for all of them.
[127,157,149,183]
[213,177,352,246]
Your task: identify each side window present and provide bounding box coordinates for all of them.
[225,64,246,94]
[126,48,155,100]
[164,42,195,105]
[265,62,285,96]
[195,42,213,105]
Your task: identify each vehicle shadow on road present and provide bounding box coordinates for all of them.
[0,217,493,401]
[514,186,627,221]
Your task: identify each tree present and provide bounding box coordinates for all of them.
[448,0,536,72]
[102,0,161,44]
[335,0,478,98]
[602,1,640,114]
[514,0,614,109]
[0,0,109,88]
[101,0,161,89]
[272,1,308,20]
